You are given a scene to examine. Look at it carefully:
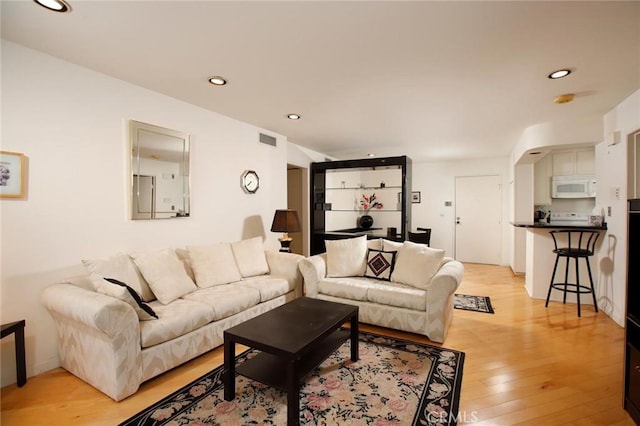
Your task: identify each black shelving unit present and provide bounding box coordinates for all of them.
[310,156,412,255]
[625,198,640,424]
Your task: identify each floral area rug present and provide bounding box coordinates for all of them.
[120,331,465,426]
[454,294,494,314]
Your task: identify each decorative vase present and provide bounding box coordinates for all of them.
[358,214,373,230]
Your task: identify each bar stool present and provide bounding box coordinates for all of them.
[545,230,600,317]
[408,227,431,245]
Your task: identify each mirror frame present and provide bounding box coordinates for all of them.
[130,120,190,220]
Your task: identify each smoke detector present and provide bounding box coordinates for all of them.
[553,93,575,104]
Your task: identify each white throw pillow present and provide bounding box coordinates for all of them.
[82,253,155,302]
[231,237,270,278]
[391,242,445,289]
[326,235,368,277]
[131,249,197,304]
[187,243,243,288]
[383,239,403,252]
[367,238,383,251]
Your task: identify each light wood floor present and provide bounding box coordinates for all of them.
[0,263,634,425]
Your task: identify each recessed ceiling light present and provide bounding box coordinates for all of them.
[554,93,575,104]
[367,153,376,157]
[208,76,227,86]
[287,114,301,120]
[33,0,71,12]
[548,69,572,79]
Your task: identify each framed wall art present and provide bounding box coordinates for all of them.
[411,191,421,204]
[0,151,26,199]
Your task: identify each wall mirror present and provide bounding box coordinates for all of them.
[130,120,190,219]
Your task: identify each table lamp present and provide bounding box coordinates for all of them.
[270,209,301,252]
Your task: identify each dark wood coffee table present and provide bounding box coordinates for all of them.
[223,297,359,426]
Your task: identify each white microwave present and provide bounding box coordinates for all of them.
[551,175,596,198]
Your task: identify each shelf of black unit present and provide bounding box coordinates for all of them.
[235,328,351,392]
[327,209,402,212]
[325,186,401,190]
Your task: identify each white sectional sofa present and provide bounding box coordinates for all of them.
[41,237,303,401]
[299,236,463,343]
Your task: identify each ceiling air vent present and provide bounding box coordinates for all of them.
[259,133,277,147]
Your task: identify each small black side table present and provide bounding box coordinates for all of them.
[1,320,26,387]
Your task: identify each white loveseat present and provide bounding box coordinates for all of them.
[299,236,463,343]
[41,237,303,401]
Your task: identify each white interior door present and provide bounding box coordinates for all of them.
[455,175,502,264]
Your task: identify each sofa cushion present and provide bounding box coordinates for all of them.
[366,281,427,311]
[241,275,292,302]
[364,249,397,281]
[317,277,378,300]
[140,299,215,348]
[82,253,155,302]
[391,242,445,289]
[181,283,261,321]
[326,235,367,277]
[131,249,197,304]
[231,237,270,278]
[187,243,243,288]
[100,277,158,321]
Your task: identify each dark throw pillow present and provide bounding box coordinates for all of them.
[103,277,158,320]
[364,249,397,281]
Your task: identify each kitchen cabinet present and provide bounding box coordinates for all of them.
[534,154,552,205]
[310,156,412,255]
[551,148,595,176]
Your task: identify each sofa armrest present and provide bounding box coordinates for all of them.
[41,283,142,401]
[265,251,305,298]
[298,254,327,297]
[427,260,464,295]
[424,260,464,343]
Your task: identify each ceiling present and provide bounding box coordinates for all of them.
[2,1,639,162]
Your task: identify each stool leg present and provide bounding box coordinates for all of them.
[546,254,560,308]
[586,257,599,313]
[563,256,570,304]
[575,256,581,317]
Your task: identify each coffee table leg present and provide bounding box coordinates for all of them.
[223,335,235,400]
[287,361,300,426]
[350,312,359,361]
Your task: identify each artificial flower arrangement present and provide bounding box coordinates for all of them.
[360,193,383,213]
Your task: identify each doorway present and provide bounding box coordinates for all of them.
[454,175,502,264]
[132,174,154,219]
[287,165,309,256]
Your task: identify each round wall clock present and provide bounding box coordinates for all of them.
[241,170,260,194]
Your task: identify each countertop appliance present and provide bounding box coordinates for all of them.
[551,175,596,198]
[547,212,590,226]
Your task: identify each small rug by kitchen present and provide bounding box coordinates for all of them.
[120,331,465,426]
[454,293,494,314]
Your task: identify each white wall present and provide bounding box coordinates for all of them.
[411,157,511,264]
[0,41,292,385]
[597,89,640,326]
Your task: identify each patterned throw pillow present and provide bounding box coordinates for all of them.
[101,277,158,320]
[364,249,397,281]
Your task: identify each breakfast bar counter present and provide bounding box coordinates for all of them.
[512,222,607,302]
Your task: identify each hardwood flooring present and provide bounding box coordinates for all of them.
[1,263,634,425]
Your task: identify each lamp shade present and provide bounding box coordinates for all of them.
[270,209,301,233]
